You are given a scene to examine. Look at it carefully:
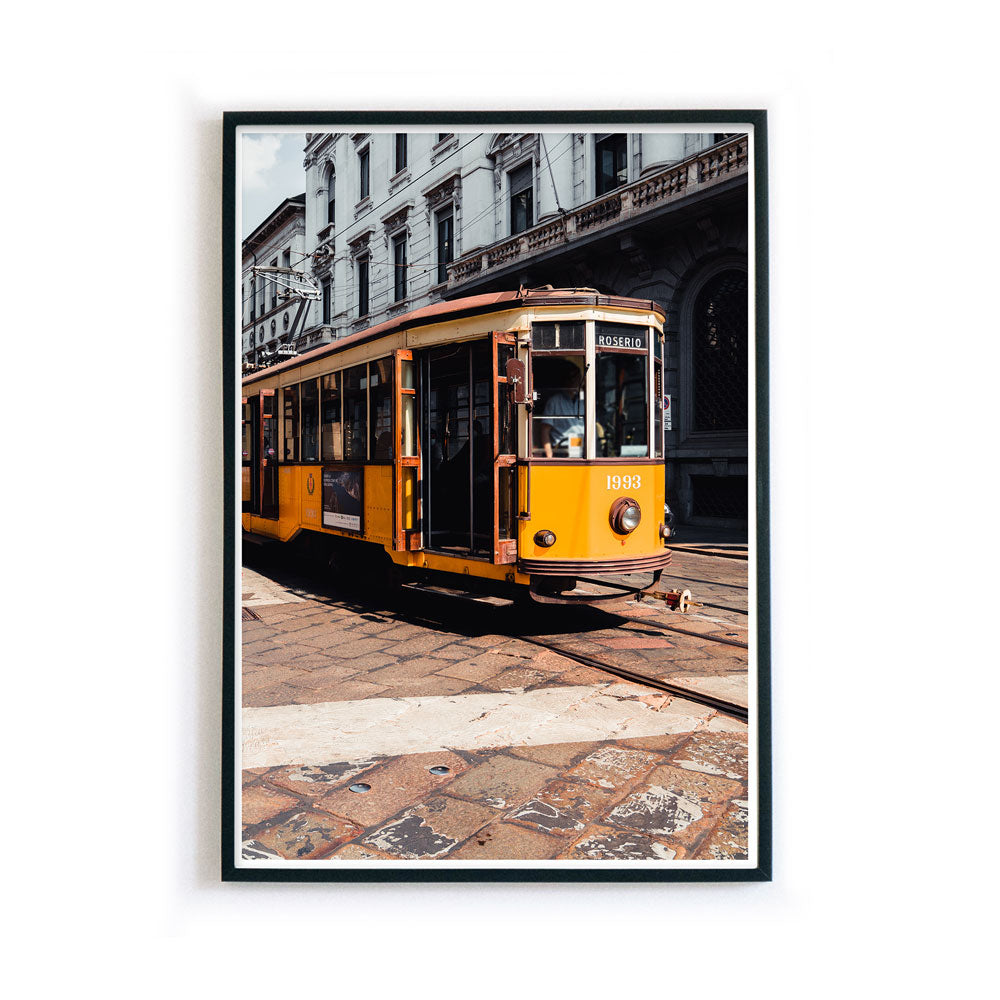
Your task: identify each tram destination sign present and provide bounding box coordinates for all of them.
[595,329,648,351]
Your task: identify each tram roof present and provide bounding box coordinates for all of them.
[242,288,665,386]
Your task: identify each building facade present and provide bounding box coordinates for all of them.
[298,131,750,527]
[241,194,308,370]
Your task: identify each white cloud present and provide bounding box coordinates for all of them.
[241,133,307,237]
[242,134,282,191]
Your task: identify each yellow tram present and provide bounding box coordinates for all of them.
[242,288,672,604]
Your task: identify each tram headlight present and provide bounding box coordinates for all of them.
[609,498,642,535]
[534,530,557,547]
[621,505,641,532]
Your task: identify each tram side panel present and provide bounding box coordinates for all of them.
[243,464,395,548]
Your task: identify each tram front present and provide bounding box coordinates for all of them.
[517,305,671,603]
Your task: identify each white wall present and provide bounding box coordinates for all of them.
[7,8,994,992]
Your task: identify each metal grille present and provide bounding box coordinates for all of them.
[242,607,261,622]
[691,475,748,520]
[692,270,748,431]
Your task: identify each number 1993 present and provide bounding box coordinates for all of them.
[607,474,641,490]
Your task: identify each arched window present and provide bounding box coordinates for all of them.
[326,166,336,227]
[692,269,748,432]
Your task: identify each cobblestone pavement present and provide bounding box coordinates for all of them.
[239,548,751,864]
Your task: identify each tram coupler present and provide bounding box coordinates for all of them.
[643,588,692,612]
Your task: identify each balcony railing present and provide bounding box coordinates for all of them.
[447,134,748,290]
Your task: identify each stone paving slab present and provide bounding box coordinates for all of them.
[242,566,306,607]
[241,727,750,861]
[242,683,724,768]
[561,824,682,861]
[239,550,751,864]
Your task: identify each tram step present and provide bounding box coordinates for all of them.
[242,530,278,547]
[400,582,514,607]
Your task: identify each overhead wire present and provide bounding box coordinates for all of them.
[240,131,575,287]
[333,134,576,305]
[239,132,578,324]
[298,134,576,304]
[240,133,487,319]
[240,132,484,270]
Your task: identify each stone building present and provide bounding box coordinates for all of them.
[298,131,750,527]
[241,193,308,370]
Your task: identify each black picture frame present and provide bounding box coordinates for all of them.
[223,110,770,883]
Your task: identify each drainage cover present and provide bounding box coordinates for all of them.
[429,766,451,775]
[349,783,372,794]
[242,607,261,622]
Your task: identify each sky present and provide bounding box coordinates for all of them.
[241,133,307,238]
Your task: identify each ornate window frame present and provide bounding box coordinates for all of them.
[355,141,372,215]
[316,160,336,243]
[489,134,539,238]
[349,227,374,321]
[381,202,413,310]
[429,132,459,165]
[423,170,461,289]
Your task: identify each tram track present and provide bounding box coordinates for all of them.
[245,555,750,725]
[397,590,752,723]
[659,572,748,592]
[697,600,748,615]
[513,632,749,723]
[612,611,749,650]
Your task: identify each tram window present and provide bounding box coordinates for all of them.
[370,358,394,461]
[654,360,663,458]
[261,392,277,462]
[595,353,648,457]
[498,466,516,540]
[498,343,516,456]
[282,385,299,462]
[531,321,584,352]
[654,330,664,458]
[532,354,586,458]
[320,372,343,462]
[300,379,319,461]
[242,400,252,463]
[343,364,368,461]
[402,396,417,456]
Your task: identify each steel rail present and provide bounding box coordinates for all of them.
[697,600,748,615]
[613,613,749,650]
[250,564,750,720]
[659,572,748,591]
[515,634,748,723]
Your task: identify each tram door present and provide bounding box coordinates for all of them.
[422,335,519,562]
[423,340,492,555]
[392,349,420,551]
[243,390,278,518]
[492,331,519,564]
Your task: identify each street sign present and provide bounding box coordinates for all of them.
[664,394,673,431]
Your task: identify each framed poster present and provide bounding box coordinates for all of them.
[224,111,770,882]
